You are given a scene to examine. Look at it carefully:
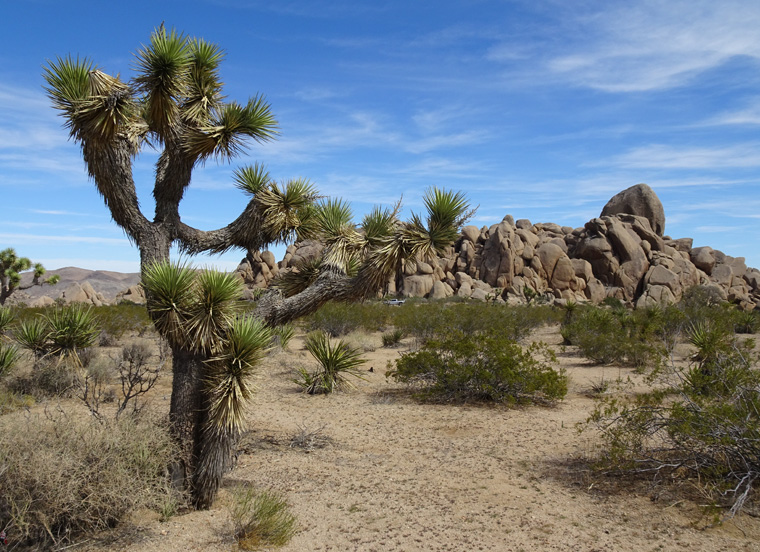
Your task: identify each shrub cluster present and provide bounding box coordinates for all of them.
[0,410,178,547]
[388,329,566,405]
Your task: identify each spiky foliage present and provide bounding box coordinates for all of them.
[188,270,244,353]
[143,261,196,348]
[0,307,14,336]
[0,248,59,305]
[44,304,100,365]
[297,331,367,394]
[143,262,273,506]
[13,318,51,358]
[205,316,271,436]
[0,343,20,379]
[45,26,471,509]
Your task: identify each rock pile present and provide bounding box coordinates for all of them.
[237,184,760,310]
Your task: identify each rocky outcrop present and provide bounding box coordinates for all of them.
[115,284,146,305]
[233,184,759,310]
[60,281,108,306]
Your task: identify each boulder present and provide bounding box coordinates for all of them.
[600,183,666,236]
[461,225,480,243]
[402,275,434,298]
[116,284,146,305]
[690,246,716,275]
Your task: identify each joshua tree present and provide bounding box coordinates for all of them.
[44,25,471,508]
[0,247,59,305]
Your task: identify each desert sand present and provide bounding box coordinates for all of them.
[80,325,760,552]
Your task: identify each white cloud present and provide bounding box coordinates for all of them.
[610,143,760,170]
[491,1,760,93]
[0,233,129,246]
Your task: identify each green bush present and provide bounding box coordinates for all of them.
[587,335,760,516]
[296,331,367,394]
[0,411,179,548]
[382,328,405,347]
[92,302,152,339]
[228,486,297,550]
[391,302,556,345]
[304,301,389,337]
[561,305,666,368]
[388,330,566,405]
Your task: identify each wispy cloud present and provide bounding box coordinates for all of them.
[490,1,760,93]
[0,233,129,246]
[608,143,760,170]
[29,209,93,217]
[702,99,760,126]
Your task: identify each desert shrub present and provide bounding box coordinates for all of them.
[388,330,566,405]
[228,486,297,550]
[382,328,405,347]
[304,301,389,337]
[0,410,178,548]
[391,302,556,345]
[0,343,20,379]
[271,323,295,350]
[561,305,666,368]
[77,342,164,421]
[0,387,34,414]
[587,337,760,516]
[296,331,367,394]
[342,330,378,353]
[7,356,79,398]
[92,302,152,339]
[733,309,760,335]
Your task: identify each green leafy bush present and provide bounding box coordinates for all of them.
[560,305,666,368]
[388,330,566,405]
[391,302,556,345]
[0,411,178,548]
[92,302,152,339]
[304,301,389,337]
[587,334,760,516]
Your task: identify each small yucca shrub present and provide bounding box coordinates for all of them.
[13,318,50,358]
[0,343,20,378]
[382,328,405,347]
[296,331,366,394]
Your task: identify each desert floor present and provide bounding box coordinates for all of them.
[80,324,760,552]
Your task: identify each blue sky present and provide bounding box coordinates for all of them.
[2,0,760,273]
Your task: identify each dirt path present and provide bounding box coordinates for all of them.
[84,325,760,551]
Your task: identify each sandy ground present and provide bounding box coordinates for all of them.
[79,325,760,552]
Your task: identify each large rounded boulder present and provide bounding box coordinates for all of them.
[600,183,666,237]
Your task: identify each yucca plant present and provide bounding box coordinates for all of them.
[382,328,405,348]
[733,310,759,335]
[45,304,100,366]
[13,318,51,359]
[0,306,14,336]
[143,261,273,507]
[297,331,366,394]
[0,343,20,378]
[686,320,732,363]
[271,323,295,350]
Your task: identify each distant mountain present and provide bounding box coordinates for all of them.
[14,267,141,304]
